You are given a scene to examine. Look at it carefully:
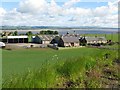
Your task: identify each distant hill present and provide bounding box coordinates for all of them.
[0,26,118,30]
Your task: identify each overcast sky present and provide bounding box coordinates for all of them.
[0,0,119,28]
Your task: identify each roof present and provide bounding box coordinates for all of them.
[7,36,28,39]
[37,35,57,41]
[63,34,81,38]
[85,37,107,41]
[62,36,79,43]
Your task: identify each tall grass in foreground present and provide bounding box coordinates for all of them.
[2,51,119,88]
[2,56,96,88]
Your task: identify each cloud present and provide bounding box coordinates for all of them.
[1,0,119,28]
[0,7,6,16]
[18,0,48,14]
[48,0,62,16]
[0,7,6,25]
[63,0,81,8]
[94,6,109,17]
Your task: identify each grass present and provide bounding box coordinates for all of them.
[2,47,103,78]
[2,46,119,88]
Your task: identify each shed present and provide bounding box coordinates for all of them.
[7,36,28,43]
[1,36,28,43]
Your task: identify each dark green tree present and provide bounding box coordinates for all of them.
[40,30,58,35]
[26,31,33,36]
[54,31,58,34]
[13,31,18,36]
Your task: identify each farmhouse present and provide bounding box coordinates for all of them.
[51,36,80,47]
[0,36,28,43]
[33,35,57,44]
[62,36,80,47]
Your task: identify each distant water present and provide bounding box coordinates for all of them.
[8,28,118,35]
[58,29,118,35]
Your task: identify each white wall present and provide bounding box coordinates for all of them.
[42,41,50,44]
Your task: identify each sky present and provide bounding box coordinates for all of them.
[0,0,119,28]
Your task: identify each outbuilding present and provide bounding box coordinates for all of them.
[34,35,57,44]
[85,37,107,44]
[79,36,107,46]
[0,36,28,43]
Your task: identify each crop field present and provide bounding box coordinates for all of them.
[2,46,119,88]
[2,47,105,77]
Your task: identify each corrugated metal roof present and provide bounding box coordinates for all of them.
[7,36,28,39]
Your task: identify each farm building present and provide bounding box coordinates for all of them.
[51,36,80,47]
[62,36,80,47]
[79,37,107,45]
[0,36,28,43]
[33,35,57,44]
[85,37,107,44]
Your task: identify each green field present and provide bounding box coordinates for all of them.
[2,46,119,88]
[1,33,120,88]
[2,47,104,77]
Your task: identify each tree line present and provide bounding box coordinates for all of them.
[1,30,59,37]
[40,30,58,35]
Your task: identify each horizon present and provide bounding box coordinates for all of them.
[0,25,119,28]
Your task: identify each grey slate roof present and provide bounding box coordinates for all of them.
[62,36,79,43]
[63,34,81,38]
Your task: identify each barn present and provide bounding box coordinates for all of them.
[0,36,28,43]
